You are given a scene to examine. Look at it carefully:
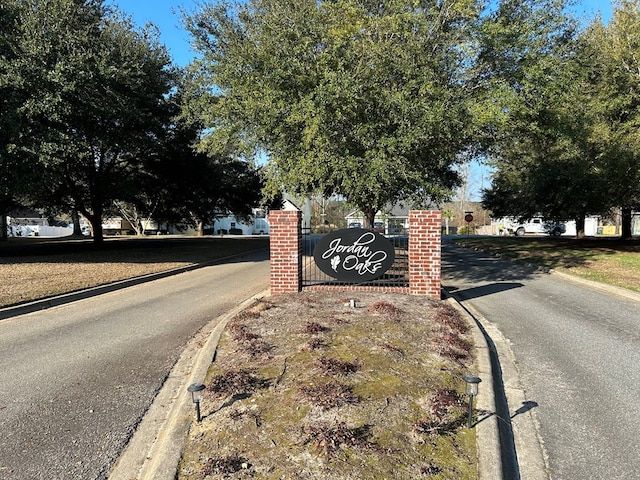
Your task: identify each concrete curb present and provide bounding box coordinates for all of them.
[107,290,270,480]
[0,249,268,321]
[443,294,502,480]
[550,270,640,303]
[445,292,550,480]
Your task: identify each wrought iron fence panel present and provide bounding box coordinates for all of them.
[302,231,409,288]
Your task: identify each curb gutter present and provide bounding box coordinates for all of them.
[107,291,270,480]
[445,291,550,480]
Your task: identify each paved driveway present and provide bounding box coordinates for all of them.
[442,242,640,480]
[0,250,269,480]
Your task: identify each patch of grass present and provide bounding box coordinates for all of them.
[413,389,467,436]
[227,323,274,359]
[301,337,329,352]
[454,236,640,292]
[0,236,269,308]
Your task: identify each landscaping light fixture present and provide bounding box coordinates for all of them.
[188,383,206,423]
[463,375,482,428]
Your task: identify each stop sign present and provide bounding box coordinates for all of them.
[465,213,473,223]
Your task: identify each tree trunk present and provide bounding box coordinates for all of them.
[621,205,633,240]
[362,207,376,229]
[90,217,104,243]
[87,203,104,244]
[1,209,7,242]
[197,220,205,237]
[71,210,83,236]
[575,216,585,239]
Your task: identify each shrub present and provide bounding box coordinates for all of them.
[367,300,402,316]
[298,382,360,410]
[207,368,268,398]
[301,422,375,457]
[200,453,248,478]
[316,356,361,376]
[299,321,330,334]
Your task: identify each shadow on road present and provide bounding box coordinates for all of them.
[441,242,542,297]
[512,401,539,419]
[446,282,524,300]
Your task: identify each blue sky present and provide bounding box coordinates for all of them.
[110,0,615,67]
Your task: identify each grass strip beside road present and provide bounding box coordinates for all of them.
[0,236,270,308]
[453,236,640,293]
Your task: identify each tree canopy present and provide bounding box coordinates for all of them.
[579,0,640,238]
[480,0,640,238]
[1,0,265,243]
[184,0,483,227]
[143,118,265,235]
[1,0,176,242]
[3,0,640,240]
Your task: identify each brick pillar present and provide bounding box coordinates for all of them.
[269,210,302,294]
[409,210,442,298]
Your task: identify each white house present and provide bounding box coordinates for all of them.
[212,208,270,235]
[6,212,73,238]
[345,204,412,235]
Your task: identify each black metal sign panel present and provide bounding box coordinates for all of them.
[313,228,395,283]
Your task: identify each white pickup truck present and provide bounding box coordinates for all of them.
[506,217,566,236]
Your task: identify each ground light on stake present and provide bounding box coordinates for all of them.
[188,383,205,423]
[463,375,481,428]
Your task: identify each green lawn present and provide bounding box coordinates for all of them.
[452,236,640,293]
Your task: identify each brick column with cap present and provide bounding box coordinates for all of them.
[409,210,442,298]
[269,210,302,294]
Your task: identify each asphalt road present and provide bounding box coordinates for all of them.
[0,250,270,480]
[442,241,640,480]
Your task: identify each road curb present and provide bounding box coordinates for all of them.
[445,291,550,480]
[107,290,270,480]
[0,249,268,321]
[550,269,640,303]
[443,293,502,480]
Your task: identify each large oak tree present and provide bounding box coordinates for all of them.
[579,0,640,239]
[183,0,483,227]
[2,0,175,242]
[480,0,640,239]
